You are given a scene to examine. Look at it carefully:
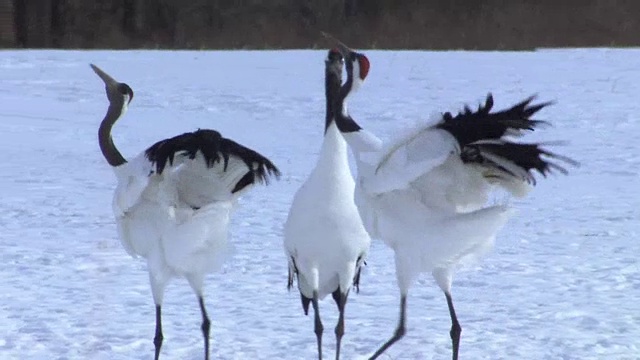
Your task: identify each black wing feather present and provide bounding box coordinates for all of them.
[145,129,281,191]
[462,141,578,184]
[438,93,550,147]
[438,94,577,183]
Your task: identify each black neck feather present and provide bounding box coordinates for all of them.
[98,103,127,167]
[334,58,362,133]
[325,63,342,133]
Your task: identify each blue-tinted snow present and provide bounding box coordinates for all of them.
[0,49,638,359]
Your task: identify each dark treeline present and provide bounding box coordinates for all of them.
[1,0,639,50]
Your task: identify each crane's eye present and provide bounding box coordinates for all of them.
[117,83,134,102]
[117,83,129,94]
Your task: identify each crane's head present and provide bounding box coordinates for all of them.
[340,45,370,83]
[321,32,370,94]
[325,48,344,78]
[90,64,134,107]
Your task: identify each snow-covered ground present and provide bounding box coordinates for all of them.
[1,48,639,360]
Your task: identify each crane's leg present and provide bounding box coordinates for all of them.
[368,294,407,360]
[154,305,163,360]
[198,297,211,360]
[301,293,312,315]
[331,289,349,360]
[149,268,168,360]
[311,290,324,360]
[186,274,210,360]
[445,292,461,360]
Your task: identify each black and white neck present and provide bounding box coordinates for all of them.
[92,64,134,167]
[325,45,382,156]
[324,49,344,133]
[334,49,370,133]
[309,49,351,172]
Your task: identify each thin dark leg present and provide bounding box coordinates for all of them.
[301,293,312,316]
[311,290,324,360]
[334,290,349,360]
[331,289,341,309]
[199,297,211,360]
[368,294,407,360]
[445,292,461,360]
[154,305,163,360]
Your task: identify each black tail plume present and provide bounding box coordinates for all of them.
[145,129,281,186]
[439,93,551,146]
[462,140,579,184]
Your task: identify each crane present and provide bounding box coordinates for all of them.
[91,64,280,360]
[283,49,371,360]
[326,44,578,360]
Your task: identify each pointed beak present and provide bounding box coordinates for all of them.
[90,64,118,87]
[322,31,353,57]
[321,32,370,81]
[334,42,352,58]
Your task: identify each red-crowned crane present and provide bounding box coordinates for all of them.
[283,49,371,360]
[325,44,578,360]
[92,64,280,360]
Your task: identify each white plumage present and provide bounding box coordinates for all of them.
[283,49,370,360]
[112,151,241,283]
[326,45,577,360]
[284,125,369,298]
[91,64,279,360]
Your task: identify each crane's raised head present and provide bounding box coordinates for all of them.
[116,83,134,104]
[325,48,344,77]
[90,64,134,105]
[321,32,370,82]
[351,52,370,81]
